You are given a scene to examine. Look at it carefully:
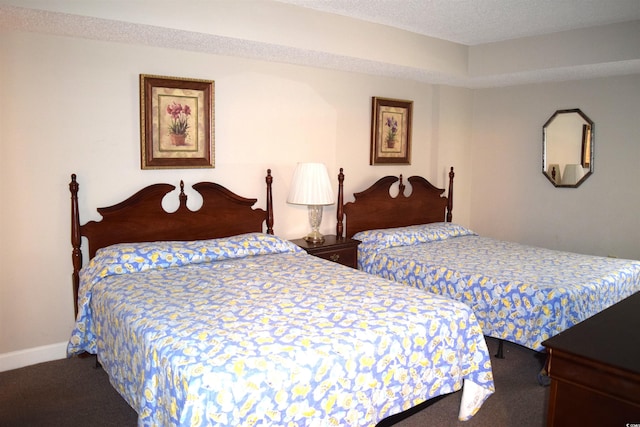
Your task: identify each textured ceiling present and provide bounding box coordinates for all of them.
[276,0,640,45]
[2,1,640,87]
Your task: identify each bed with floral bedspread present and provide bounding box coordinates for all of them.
[354,223,640,352]
[68,233,494,426]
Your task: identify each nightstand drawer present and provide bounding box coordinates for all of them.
[311,247,357,268]
[290,235,360,269]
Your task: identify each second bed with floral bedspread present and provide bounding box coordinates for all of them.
[354,223,640,352]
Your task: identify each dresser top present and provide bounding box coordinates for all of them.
[543,291,640,374]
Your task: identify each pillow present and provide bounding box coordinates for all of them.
[353,222,476,252]
[82,233,303,284]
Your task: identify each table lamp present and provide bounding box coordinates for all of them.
[287,162,334,243]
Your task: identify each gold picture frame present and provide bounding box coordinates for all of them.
[370,96,412,165]
[140,74,214,169]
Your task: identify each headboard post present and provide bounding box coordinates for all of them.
[447,167,454,222]
[178,181,187,209]
[336,168,344,238]
[265,169,274,234]
[70,174,82,317]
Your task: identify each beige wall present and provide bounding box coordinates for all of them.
[470,74,640,259]
[0,31,470,364]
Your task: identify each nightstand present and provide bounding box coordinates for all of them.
[290,235,360,269]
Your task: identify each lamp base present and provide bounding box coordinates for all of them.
[303,230,325,244]
[303,205,325,243]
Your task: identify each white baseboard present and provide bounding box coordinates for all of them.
[0,341,68,372]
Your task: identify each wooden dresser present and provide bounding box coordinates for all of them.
[543,291,640,426]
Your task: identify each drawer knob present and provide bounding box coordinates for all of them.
[330,254,340,262]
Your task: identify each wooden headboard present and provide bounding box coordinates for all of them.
[69,170,274,315]
[336,167,454,239]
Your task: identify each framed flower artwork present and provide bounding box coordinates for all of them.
[140,74,214,169]
[370,97,412,165]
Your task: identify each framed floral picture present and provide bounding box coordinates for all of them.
[370,97,412,165]
[140,74,214,169]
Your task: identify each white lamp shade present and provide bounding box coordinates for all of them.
[561,164,585,185]
[287,163,335,205]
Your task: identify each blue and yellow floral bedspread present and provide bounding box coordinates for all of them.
[355,223,640,352]
[68,233,494,426]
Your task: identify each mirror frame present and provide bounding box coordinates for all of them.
[542,108,594,188]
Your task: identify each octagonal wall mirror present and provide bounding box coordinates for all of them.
[543,108,594,188]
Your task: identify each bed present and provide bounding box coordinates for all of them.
[336,167,640,354]
[66,170,494,426]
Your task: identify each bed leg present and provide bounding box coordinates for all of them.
[536,352,551,386]
[537,367,551,386]
[495,339,505,359]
